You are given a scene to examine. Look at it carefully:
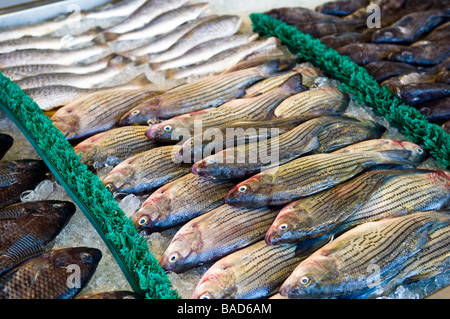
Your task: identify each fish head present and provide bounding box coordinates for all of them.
[73,132,108,165]
[174,136,198,164]
[43,200,77,228]
[395,140,428,163]
[50,247,102,285]
[225,173,274,207]
[191,153,230,178]
[102,161,135,193]
[158,226,202,273]
[145,118,190,143]
[279,252,339,298]
[191,260,237,299]
[51,108,80,139]
[119,97,162,126]
[265,202,313,245]
[132,189,171,233]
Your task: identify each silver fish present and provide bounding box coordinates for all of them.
[166,37,279,79]
[107,3,209,42]
[0,44,111,68]
[144,15,242,63]
[150,33,259,71]
[84,0,148,20]
[121,15,215,58]
[107,0,190,34]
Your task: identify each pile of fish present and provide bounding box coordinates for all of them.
[265,0,450,133]
[1,0,449,300]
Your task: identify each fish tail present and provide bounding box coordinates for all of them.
[278,73,309,94]
[103,32,121,43]
[255,57,296,76]
[128,73,152,87]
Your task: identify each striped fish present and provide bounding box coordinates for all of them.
[146,73,308,143]
[102,145,191,194]
[119,59,294,125]
[266,169,449,244]
[51,88,163,141]
[159,204,280,273]
[279,210,450,298]
[225,149,418,208]
[244,67,323,97]
[122,16,216,58]
[274,87,349,117]
[73,125,160,168]
[144,15,242,64]
[107,3,209,42]
[132,173,235,233]
[0,44,111,68]
[192,116,384,180]
[191,235,330,299]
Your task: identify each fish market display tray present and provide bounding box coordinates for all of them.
[0,0,449,300]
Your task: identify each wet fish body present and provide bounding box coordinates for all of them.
[191,236,330,299]
[224,149,417,208]
[107,0,190,34]
[51,88,163,140]
[119,59,293,125]
[364,60,420,82]
[84,0,148,20]
[279,211,450,298]
[381,70,439,89]
[0,134,13,160]
[76,291,143,299]
[146,73,308,142]
[392,82,450,106]
[0,44,111,68]
[122,16,215,58]
[372,10,450,43]
[266,168,448,244]
[102,145,192,194]
[109,3,209,42]
[145,15,242,63]
[132,173,235,233]
[319,32,372,49]
[151,33,259,71]
[73,125,160,168]
[0,200,76,275]
[0,160,48,209]
[388,42,450,66]
[265,7,340,24]
[336,43,407,65]
[274,87,349,117]
[316,0,370,16]
[166,37,279,79]
[0,247,102,299]
[159,204,280,273]
[293,19,367,38]
[192,116,385,180]
[416,97,450,122]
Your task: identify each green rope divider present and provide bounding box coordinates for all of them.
[0,73,180,299]
[250,13,450,169]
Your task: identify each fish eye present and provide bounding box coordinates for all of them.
[417,148,423,154]
[80,252,93,263]
[53,203,64,208]
[169,253,179,263]
[132,110,140,115]
[138,216,149,226]
[279,223,288,231]
[206,158,216,165]
[106,185,114,192]
[300,276,310,286]
[199,293,212,299]
[164,125,173,132]
[238,185,247,193]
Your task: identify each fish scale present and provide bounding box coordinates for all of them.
[102,145,191,194]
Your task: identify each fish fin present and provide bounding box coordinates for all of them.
[90,27,107,44]
[2,234,44,268]
[0,205,28,220]
[300,136,321,154]
[254,58,296,76]
[103,32,121,43]
[374,149,414,166]
[0,172,19,187]
[107,54,133,70]
[278,73,309,94]
[165,69,178,80]
[128,73,152,87]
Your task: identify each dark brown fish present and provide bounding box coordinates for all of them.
[372,10,450,43]
[75,291,143,299]
[0,247,102,299]
[441,120,450,133]
[0,134,13,160]
[0,160,48,209]
[392,82,450,105]
[388,42,450,66]
[265,7,340,24]
[294,19,367,38]
[415,97,450,122]
[423,21,450,43]
[436,69,450,84]
[381,70,439,89]
[337,43,407,65]
[364,60,420,82]
[315,0,370,16]
[319,32,372,49]
[0,201,76,275]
